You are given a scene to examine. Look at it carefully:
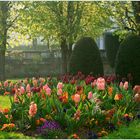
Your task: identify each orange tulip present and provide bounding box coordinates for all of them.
[4,92,10,96]
[72,133,79,139]
[59,92,68,103]
[36,119,40,125]
[3,108,9,114]
[108,87,113,96]
[0,123,15,131]
[114,94,123,100]
[40,118,46,123]
[73,94,80,103]
[124,114,129,117]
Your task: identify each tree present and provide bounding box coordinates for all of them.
[132,1,140,35]
[0,2,24,80]
[0,2,12,81]
[16,1,112,73]
[103,1,140,38]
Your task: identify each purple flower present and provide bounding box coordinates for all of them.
[37,120,60,133]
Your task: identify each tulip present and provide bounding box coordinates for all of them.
[123,81,128,90]
[43,84,49,90]
[26,84,31,92]
[20,86,25,94]
[46,87,51,96]
[133,85,140,94]
[88,91,93,99]
[96,77,105,90]
[91,80,97,88]
[29,102,37,117]
[57,82,63,89]
[73,94,80,103]
[134,93,140,102]
[4,80,8,87]
[114,94,123,100]
[119,82,123,88]
[57,88,63,95]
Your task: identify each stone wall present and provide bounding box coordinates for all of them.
[5,49,112,78]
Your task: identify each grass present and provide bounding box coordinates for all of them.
[103,120,140,139]
[0,95,11,109]
[0,131,33,139]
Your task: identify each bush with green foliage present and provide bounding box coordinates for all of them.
[104,32,120,68]
[115,34,140,85]
[69,37,103,76]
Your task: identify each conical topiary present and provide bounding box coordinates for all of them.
[104,32,120,68]
[69,37,103,76]
[115,34,140,85]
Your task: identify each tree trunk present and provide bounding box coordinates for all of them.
[0,49,5,81]
[0,2,8,81]
[0,29,7,81]
[132,1,140,35]
[61,39,68,74]
[67,43,73,72]
[33,38,37,50]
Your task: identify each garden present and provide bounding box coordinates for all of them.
[0,1,140,139]
[0,72,140,139]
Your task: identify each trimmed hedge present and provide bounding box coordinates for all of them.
[115,34,140,85]
[104,32,120,68]
[69,37,103,76]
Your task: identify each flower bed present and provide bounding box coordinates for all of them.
[0,72,140,139]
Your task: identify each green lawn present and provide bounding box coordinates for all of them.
[0,95,11,109]
[0,131,33,139]
[103,120,140,139]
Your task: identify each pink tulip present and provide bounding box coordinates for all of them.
[46,87,51,96]
[88,91,93,99]
[26,84,31,92]
[4,80,8,87]
[20,86,25,94]
[9,82,13,87]
[14,94,19,103]
[91,80,97,88]
[43,84,49,90]
[123,81,128,90]
[133,85,140,93]
[74,94,80,103]
[27,92,32,97]
[96,77,105,90]
[119,82,123,88]
[57,82,63,89]
[29,102,37,117]
[57,88,63,95]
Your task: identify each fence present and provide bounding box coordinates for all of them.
[5,49,112,78]
[5,50,62,78]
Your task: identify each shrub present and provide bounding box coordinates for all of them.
[104,32,120,68]
[115,34,140,85]
[69,37,103,76]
